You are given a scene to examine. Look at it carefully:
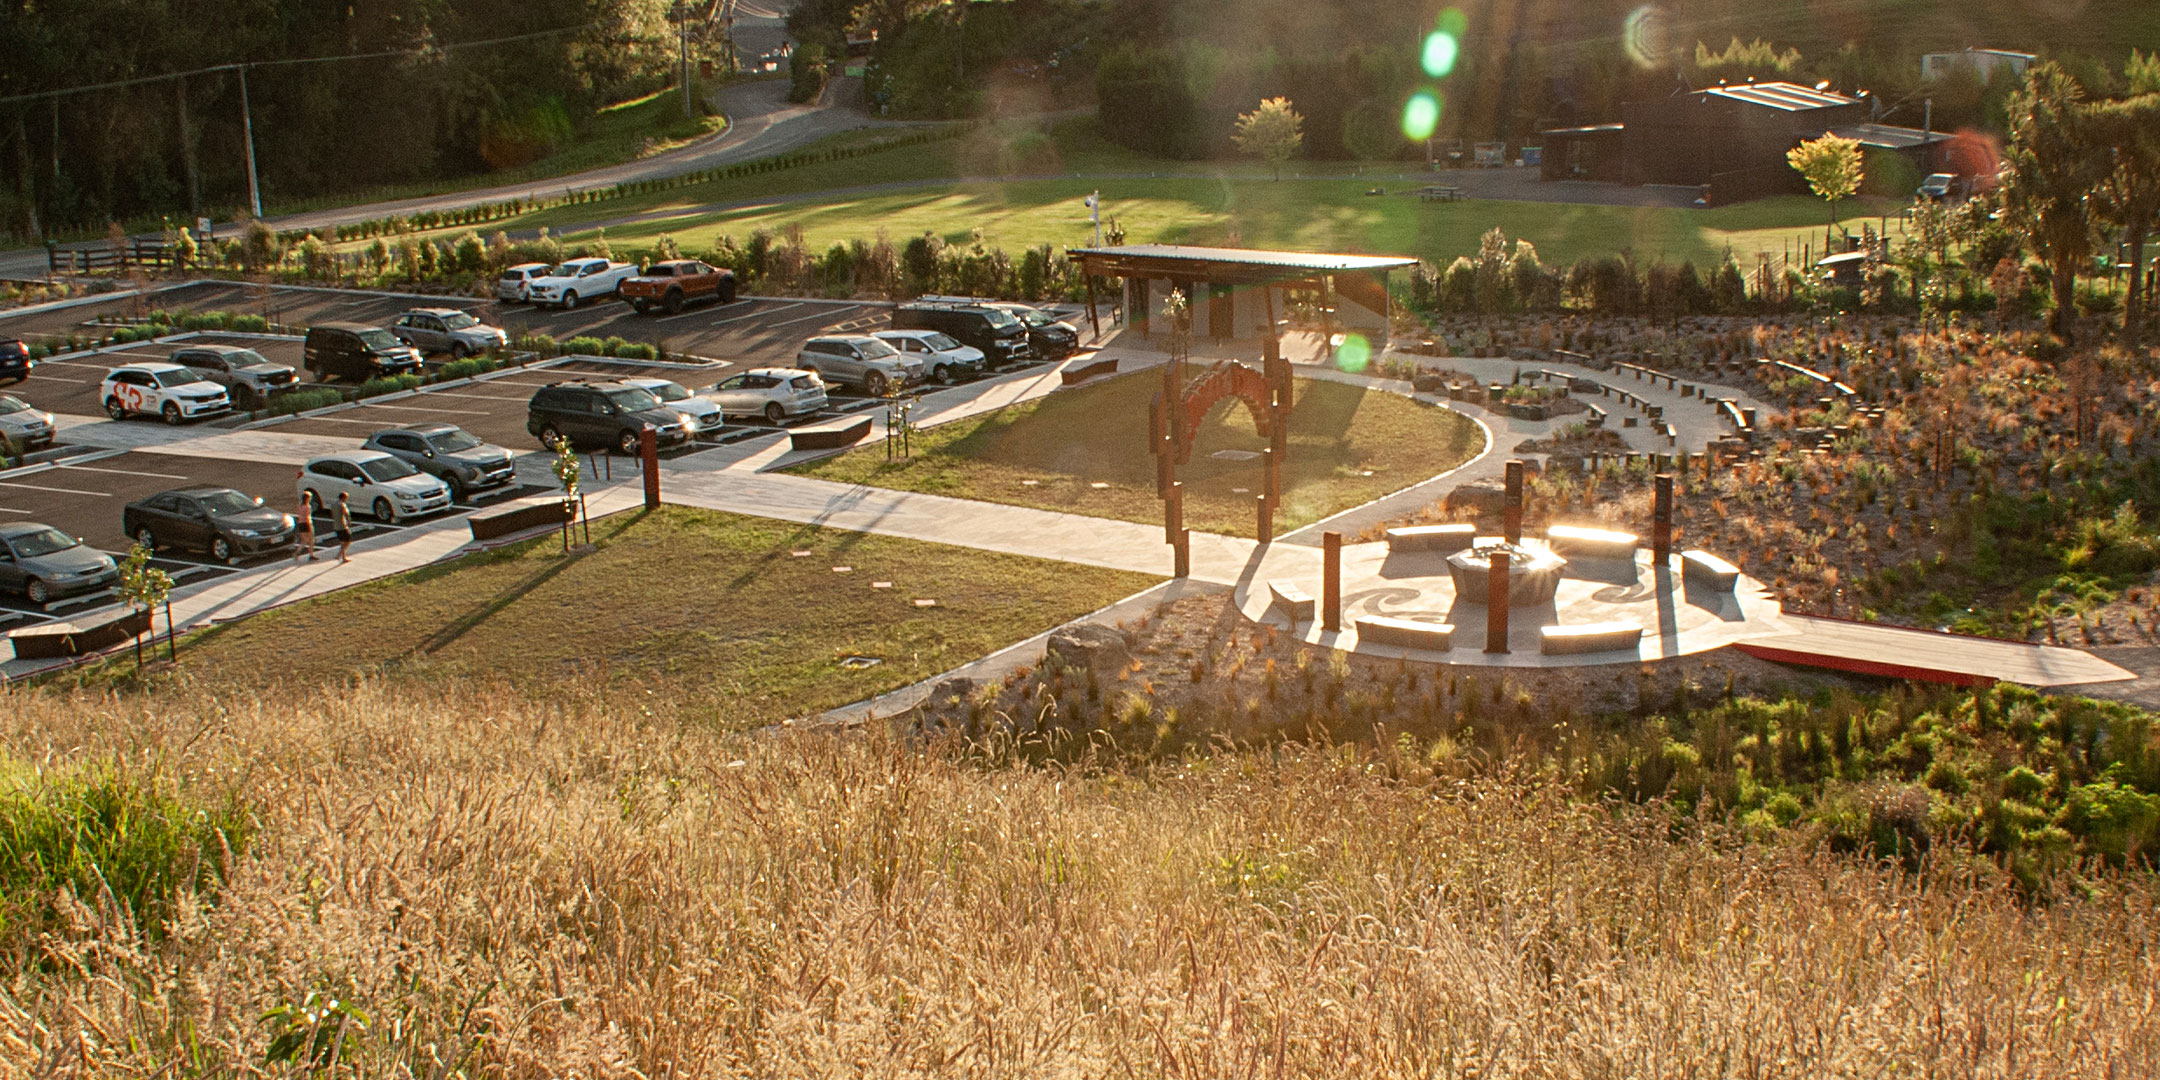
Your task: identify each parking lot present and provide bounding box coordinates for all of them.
[0,281,1083,633]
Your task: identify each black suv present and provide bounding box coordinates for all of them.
[303,322,424,382]
[890,301,1032,368]
[526,380,691,455]
[0,338,30,383]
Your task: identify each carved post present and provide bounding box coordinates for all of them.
[1485,549,1510,654]
[1257,492,1272,543]
[1323,531,1342,632]
[1504,458,1524,544]
[1653,473,1674,564]
[640,427,661,510]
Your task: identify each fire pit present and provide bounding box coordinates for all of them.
[1446,540,1568,607]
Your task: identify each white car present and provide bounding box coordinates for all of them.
[101,362,230,425]
[0,394,55,452]
[525,258,638,310]
[873,329,986,385]
[619,376,725,436]
[707,368,828,423]
[496,263,552,303]
[297,450,453,524]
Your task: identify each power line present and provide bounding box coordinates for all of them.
[0,23,596,107]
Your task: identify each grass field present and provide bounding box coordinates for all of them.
[794,366,1486,538]
[100,506,1155,724]
[337,115,1900,270]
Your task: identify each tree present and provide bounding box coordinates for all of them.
[1787,133,1864,253]
[2003,62,2109,341]
[1233,97,1304,180]
[2090,53,2160,345]
[117,542,173,670]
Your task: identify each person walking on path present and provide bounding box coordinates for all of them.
[334,491,354,564]
[293,473,317,563]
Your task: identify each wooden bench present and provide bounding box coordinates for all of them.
[789,416,873,452]
[469,499,575,542]
[1682,549,1740,593]
[1546,524,1637,559]
[1583,403,1607,428]
[1540,621,1644,656]
[1267,580,1315,625]
[1355,616,1454,651]
[1059,357,1117,385]
[1417,185,1465,202]
[1385,523,1476,553]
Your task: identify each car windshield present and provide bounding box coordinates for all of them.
[152,368,202,388]
[224,349,271,367]
[858,339,899,359]
[980,309,1020,330]
[441,313,481,330]
[605,388,662,412]
[356,329,401,351]
[923,333,962,350]
[358,456,420,482]
[1015,309,1052,327]
[426,429,483,453]
[0,395,26,414]
[10,527,77,559]
[644,381,691,402]
[197,490,260,516]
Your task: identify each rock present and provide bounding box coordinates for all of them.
[1411,372,1449,394]
[1444,477,1509,520]
[927,676,977,708]
[1044,623,1130,674]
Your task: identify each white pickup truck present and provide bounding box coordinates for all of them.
[525,258,639,310]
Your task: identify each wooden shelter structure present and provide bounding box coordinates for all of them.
[1070,244,1417,345]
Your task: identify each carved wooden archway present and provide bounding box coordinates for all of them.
[1149,287,1294,573]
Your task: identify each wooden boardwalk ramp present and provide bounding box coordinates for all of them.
[1732,613,2136,688]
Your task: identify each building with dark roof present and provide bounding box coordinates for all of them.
[1538,81,1953,205]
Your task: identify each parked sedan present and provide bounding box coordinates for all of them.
[707,368,828,423]
[123,486,297,562]
[618,376,724,436]
[873,329,986,385]
[361,424,517,501]
[392,308,508,359]
[0,394,55,452]
[0,338,30,383]
[0,522,118,605]
[297,451,453,524]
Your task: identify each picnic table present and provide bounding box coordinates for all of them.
[1417,185,1465,202]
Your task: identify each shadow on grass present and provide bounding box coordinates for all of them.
[407,511,647,659]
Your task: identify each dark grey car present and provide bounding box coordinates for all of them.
[0,522,118,604]
[122,486,297,561]
[362,424,517,501]
[171,344,300,408]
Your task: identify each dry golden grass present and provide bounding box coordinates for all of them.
[2,676,2156,1077]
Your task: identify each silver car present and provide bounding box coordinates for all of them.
[0,393,55,452]
[794,335,922,396]
[170,344,300,409]
[392,308,508,359]
[496,263,550,303]
[618,376,725,436]
[708,368,828,423]
[873,329,986,385]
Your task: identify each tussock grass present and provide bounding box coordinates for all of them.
[0,678,2152,1075]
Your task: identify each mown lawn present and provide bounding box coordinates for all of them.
[103,506,1155,726]
[793,366,1485,538]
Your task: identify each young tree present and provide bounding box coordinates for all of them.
[2003,62,2109,341]
[1787,132,1864,253]
[117,542,173,670]
[1232,98,1305,180]
[2090,53,2160,344]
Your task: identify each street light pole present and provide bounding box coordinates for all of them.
[238,64,262,218]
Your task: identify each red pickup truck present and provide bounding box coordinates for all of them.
[621,260,739,314]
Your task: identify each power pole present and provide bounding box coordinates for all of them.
[238,65,262,219]
[673,1,694,119]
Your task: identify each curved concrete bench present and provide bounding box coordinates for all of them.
[1540,621,1644,655]
[1385,523,1476,554]
[1546,524,1638,560]
[1682,549,1740,593]
[1267,580,1315,625]
[1356,616,1453,651]
[790,417,873,452]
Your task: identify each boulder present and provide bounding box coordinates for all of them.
[1443,477,1509,520]
[1044,623,1130,674]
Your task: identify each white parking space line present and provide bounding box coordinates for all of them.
[58,463,192,480]
[655,299,755,323]
[348,403,486,416]
[0,506,29,515]
[0,479,112,497]
[713,302,800,326]
[416,390,532,402]
[30,361,111,371]
[281,416,390,427]
[769,306,855,329]
[26,373,84,384]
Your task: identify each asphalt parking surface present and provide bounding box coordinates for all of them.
[0,281,1081,630]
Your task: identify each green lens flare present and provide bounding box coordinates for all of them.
[1421,31,1459,78]
[1401,93,1441,141]
[1439,7,1468,37]
[1336,333,1372,373]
